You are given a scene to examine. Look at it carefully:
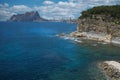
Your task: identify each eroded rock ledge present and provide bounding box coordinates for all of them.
[70,31,111,42]
[100,61,120,80]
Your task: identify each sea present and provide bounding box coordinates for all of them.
[0,22,120,80]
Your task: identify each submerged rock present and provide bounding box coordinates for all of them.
[58,33,65,37]
[100,61,120,80]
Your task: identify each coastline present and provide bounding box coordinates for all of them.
[57,31,120,45]
[58,32,120,79]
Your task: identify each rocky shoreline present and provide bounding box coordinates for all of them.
[100,61,120,80]
[74,6,120,45]
[57,31,120,45]
[70,31,120,44]
[58,6,120,80]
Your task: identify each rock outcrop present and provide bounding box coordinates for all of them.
[8,11,48,22]
[100,61,120,80]
[77,16,120,39]
[74,5,120,43]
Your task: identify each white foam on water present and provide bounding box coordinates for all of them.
[61,35,82,43]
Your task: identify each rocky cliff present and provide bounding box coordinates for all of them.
[76,5,120,43]
[8,11,48,22]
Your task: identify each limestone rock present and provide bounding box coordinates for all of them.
[101,61,120,80]
[77,15,120,39]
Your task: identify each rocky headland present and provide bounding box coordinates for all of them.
[60,5,120,44]
[8,11,48,22]
[59,5,120,80]
[100,61,120,80]
[77,5,120,44]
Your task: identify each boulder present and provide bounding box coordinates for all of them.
[101,61,120,80]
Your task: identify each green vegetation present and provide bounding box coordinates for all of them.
[79,5,120,19]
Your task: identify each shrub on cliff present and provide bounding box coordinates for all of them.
[79,5,120,19]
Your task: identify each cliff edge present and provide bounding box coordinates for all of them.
[74,5,120,43]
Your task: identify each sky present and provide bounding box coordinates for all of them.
[0,0,120,21]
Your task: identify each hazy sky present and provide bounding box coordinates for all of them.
[0,0,120,21]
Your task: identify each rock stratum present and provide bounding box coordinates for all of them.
[72,5,120,44]
[8,11,48,22]
[100,61,120,80]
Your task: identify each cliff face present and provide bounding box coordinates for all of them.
[77,15,120,38]
[8,11,47,22]
[77,5,120,40]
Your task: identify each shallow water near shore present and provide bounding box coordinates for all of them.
[0,22,120,80]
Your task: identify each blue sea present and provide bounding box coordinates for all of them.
[0,22,120,80]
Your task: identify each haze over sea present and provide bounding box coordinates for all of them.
[0,22,120,80]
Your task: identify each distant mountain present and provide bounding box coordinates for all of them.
[8,11,48,22]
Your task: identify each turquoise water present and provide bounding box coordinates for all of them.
[0,22,120,80]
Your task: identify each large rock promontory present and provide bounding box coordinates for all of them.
[8,11,48,22]
[74,5,120,44]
